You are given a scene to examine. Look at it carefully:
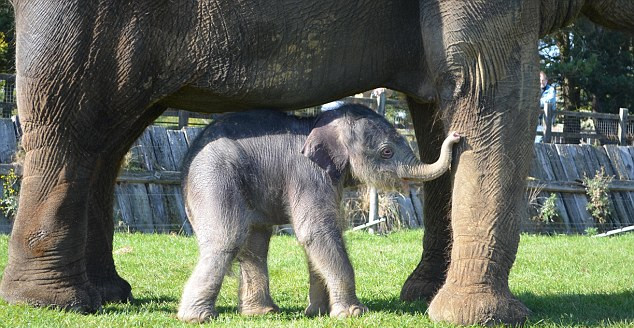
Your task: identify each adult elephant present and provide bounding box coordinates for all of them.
[0,0,632,325]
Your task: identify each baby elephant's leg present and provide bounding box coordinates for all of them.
[304,259,329,316]
[238,226,279,315]
[177,183,249,323]
[294,215,368,318]
[178,244,239,323]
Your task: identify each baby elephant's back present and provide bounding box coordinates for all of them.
[188,110,312,162]
[182,110,313,215]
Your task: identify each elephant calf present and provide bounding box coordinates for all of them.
[177,104,460,323]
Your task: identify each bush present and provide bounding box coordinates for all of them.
[583,167,614,226]
[0,168,19,219]
[535,193,560,224]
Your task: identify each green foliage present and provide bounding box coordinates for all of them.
[584,227,599,236]
[540,17,634,113]
[583,167,614,225]
[0,168,19,219]
[536,193,560,223]
[0,0,12,72]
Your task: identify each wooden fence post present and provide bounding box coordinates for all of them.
[178,110,190,129]
[366,90,387,228]
[376,91,386,116]
[543,103,552,143]
[367,186,379,231]
[618,108,628,145]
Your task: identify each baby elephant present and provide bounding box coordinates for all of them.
[177,104,460,323]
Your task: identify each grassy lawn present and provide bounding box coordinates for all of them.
[0,230,633,327]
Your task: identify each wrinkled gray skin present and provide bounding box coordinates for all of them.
[178,105,460,323]
[1,0,632,325]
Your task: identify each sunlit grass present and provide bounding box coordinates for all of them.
[0,230,633,327]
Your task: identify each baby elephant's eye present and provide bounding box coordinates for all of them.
[380,146,394,159]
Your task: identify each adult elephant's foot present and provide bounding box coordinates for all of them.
[329,303,368,318]
[400,275,444,302]
[90,274,133,304]
[428,285,530,326]
[177,304,218,323]
[239,303,279,316]
[0,269,102,313]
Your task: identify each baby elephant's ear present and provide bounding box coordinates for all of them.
[302,114,349,183]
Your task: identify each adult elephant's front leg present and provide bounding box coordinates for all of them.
[420,3,538,324]
[428,144,532,325]
[400,100,452,302]
[0,130,102,312]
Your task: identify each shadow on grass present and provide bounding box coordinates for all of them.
[101,295,179,314]
[364,297,428,315]
[519,290,634,325]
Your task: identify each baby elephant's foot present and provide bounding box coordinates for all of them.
[330,303,368,318]
[240,304,279,316]
[177,304,218,323]
[305,302,329,317]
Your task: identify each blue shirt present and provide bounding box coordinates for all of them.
[540,84,556,109]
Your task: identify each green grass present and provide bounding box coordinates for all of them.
[0,230,633,327]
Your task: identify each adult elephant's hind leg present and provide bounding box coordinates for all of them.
[85,106,165,304]
[400,99,452,302]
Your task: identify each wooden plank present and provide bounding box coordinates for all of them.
[0,119,17,163]
[604,146,634,225]
[530,144,571,233]
[593,225,634,237]
[528,144,544,179]
[558,145,593,229]
[394,193,418,228]
[167,129,189,170]
[597,146,628,228]
[117,171,181,184]
[409,188,424,226]
[569,145,591,177]
[149,126,176,171]
[134,130,158,171]
[534,144,556,181]
[526,179,634,193]
[614,146,634,225]
[543,144,580,232]
[147,184,169,233]
[163,185,192,235]
[605,145,630,179]
[114,184,134,228]
[184,126,204,146]
[555,144,591,231]
[117,183,154,233]
[557,110,618,120]
[627,147,634,225]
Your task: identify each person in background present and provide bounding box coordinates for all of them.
[536,71,556,143]
[540,71,556,110]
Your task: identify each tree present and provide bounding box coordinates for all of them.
[0,0,13,73]
[540,17,634,114]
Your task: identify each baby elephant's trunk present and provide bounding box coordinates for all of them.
[397,132,461,182]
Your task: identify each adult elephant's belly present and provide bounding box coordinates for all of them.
[159,50,378,114]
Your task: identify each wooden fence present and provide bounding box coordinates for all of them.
[2,115,634,234]
[538,103,633,145]
[0,74,15,118]
[527,143,634,233]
